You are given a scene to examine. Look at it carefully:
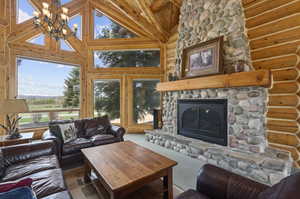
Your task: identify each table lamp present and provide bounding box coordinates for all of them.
[0,99,29,139]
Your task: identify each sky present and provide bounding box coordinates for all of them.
[18,58,76,97]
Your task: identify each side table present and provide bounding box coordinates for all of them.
[0,132,34,147]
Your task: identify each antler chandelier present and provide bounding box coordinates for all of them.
[33,0,78,41]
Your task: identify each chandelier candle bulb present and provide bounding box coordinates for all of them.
[42,2,49,9]
[62,7,68,14]
[33,11,40,17]
[62,29,67,35]
[61,14,67,21]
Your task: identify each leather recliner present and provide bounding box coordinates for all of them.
[176,164,300,199]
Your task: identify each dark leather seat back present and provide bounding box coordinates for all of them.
[197,164,268,199]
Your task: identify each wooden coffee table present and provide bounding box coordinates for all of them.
[81,141,177,199]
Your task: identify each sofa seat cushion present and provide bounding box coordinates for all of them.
[176,190,211,199]
[40,191,72,199]
[91,134,119,146]
[19,169,66,198]
[2,155,59,182]
[62,138,93,155]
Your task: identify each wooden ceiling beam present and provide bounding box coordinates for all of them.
[169,0,181,8]
[106,0,167,42]
[91,0,153,40]
[150,0,169,12]
[134,0,169,41]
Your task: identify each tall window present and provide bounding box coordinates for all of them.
[17,58,80,129]
[133,80,160,124]
[94,80,120,123]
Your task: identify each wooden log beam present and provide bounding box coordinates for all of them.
[169,0,181,8]
[150,0,169,12]
[134,0,169,40]
[106,0,167,42]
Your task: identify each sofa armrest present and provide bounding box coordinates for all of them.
[196,164,269,199]
[42,130,62,159]
[111,125,125,141]
[2,141,56,166]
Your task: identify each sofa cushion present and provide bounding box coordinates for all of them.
[176,189,211,199]
[62,138,93,155]
[2,155,59,182]
[19,169,66,198]
[82,115,111,131]
[258,172,300,199]
[91,134,119,146]
[40,191,72,199]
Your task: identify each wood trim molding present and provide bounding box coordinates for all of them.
[156,70,271,92]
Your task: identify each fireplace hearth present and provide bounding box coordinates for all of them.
[177,99,227,146]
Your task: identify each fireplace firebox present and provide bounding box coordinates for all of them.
[177,99,228,146]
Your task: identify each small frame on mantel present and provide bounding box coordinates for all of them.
[181,36,224,79]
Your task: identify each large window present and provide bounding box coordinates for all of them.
[94,50,160,68]
[133,80,160,124]
[94,79,120,123]
[17,58,80,129]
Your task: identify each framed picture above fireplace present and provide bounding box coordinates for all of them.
[181,36,224,79]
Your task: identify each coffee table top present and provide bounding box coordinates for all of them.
[82,141,177,192]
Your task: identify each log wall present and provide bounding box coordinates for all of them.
[242,0,300,167]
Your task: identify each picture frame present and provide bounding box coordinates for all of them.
[181,36,224,79]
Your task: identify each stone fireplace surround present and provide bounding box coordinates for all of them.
[145,86,293,185]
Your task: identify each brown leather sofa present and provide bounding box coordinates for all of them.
[176,164,300,199]
[43,116,125,167]
[0,141,72,199]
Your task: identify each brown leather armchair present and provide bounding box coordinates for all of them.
[176,164,300,199]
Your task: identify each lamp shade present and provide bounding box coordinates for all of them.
[0,99,29,115]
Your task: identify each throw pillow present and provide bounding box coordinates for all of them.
[0,187,37,199]
[59,123,77,143]
[0,178,33,193]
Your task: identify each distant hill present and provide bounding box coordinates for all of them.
[19,95,63,100]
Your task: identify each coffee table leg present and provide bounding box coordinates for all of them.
[84,160,91,183]
[163,168,173,199]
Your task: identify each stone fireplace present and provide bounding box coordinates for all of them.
[177,99,227,146]
[146,86,293,185]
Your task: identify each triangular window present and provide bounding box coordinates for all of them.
[26,34,45,45]
[61,0,73,5]
[69,14,82,40]
[17,0,37,24]
[94,9,136,39]
[60,40,75,51]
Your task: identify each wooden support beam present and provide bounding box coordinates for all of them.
[106,0,168,42]
[150,0,169,12]
[134,0,169,40]
[169,0,181,8]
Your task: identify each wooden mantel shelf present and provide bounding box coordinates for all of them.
[157,70,271,92]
